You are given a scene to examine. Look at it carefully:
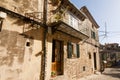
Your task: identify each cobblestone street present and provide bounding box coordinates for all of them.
[79,67,120,80]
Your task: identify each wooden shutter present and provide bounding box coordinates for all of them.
[91,30,96,39]
[93,31,96,39]
[76,44,80,58]
[67,42,72,58]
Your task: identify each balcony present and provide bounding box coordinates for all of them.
[48,12,89,38]
[49,20,89,40]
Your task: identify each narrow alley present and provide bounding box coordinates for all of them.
[79,67,120,80]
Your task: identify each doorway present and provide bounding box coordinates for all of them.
[51,40,64,75]
[93,52,97,70]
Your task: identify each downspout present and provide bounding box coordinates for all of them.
[40,0,48,80]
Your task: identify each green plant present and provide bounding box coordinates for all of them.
[50,0,60,6]
[51,71,56,77]
[54,13,62,21]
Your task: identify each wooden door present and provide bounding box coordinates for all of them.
[52,40,63,75]
[94,53,97,70]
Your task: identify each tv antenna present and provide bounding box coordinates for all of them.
[99,22,108,42]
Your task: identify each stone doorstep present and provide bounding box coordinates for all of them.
[50,75,65,80]
[94,71,101,75]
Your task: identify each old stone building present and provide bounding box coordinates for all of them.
[0,0,100,80]
[100,43,120,67]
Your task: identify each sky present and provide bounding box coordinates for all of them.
[70,0,120,45]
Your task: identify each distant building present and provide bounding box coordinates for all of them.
[100,43,120,67]
[0,0,100,80]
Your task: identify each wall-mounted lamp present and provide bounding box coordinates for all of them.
[0,11,7,19]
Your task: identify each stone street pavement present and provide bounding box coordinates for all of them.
[79,67,120,80]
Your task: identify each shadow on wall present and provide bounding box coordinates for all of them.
[20,27,44,41]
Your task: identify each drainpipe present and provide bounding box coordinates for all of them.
[40,0,48,80]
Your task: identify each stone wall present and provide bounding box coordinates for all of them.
[47,31,96,80]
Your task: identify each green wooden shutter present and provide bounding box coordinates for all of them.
[76,44,80,58]
[67,42,72,58]
[91,30,96,39]
[93,32,96,39]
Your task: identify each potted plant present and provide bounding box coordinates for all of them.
[51,71,56,77]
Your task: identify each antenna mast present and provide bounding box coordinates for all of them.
[105,22,107,37]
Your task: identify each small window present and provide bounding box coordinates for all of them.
[26,42,30,46]
[91,30,96,39]
[0,20,3,32]
[83,66,86,71]
[88,52,91,59]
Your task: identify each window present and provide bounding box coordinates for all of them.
[74,18,79,30]
[0,20,3,32]
[69,15,74,26]
[83,66,86,71]
[88,52,91,59]
[91,30,96,39]
[67,42,80,58]
[69,14,79,30]
[26,42,30,47]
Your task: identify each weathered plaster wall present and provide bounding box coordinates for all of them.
[0,15,43,80]
[0,0,43,14]
[0,30,25,80]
